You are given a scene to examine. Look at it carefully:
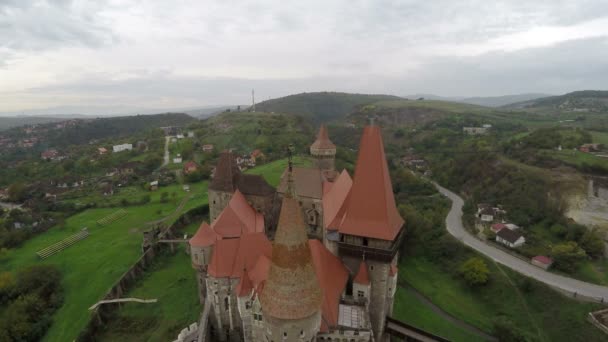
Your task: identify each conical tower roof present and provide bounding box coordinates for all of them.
[337,125,404,241]
[259,175,322,320]
[209,151,241,192]
[310,125,336,150]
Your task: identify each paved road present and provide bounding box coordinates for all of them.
[435,182,608,302]
[162,136,171,167]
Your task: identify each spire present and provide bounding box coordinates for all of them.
[286,143,296,198]
[209,151,241,192]
[337,125,404,241]
[354,259,370,285]
[259,191,322,319]
[310,125,336,150]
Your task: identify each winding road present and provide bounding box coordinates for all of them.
[435,182,608,302]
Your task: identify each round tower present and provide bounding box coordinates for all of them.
[259,168,323,342]
[310,125,336,172]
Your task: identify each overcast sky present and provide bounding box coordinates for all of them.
[1,0,608,114]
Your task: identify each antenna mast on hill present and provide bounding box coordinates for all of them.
[252,89,256,112]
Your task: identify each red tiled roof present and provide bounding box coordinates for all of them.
[211,190,264,238]
[491,223,507,232]
[311,125,336,150]
[337,125,404,241]
[184,160,198,169]
[260,193,322,320]
[353,260,370,285]
[323,170,353,230]
[207,232,271,278]
[309,239,349,332]
[236,268,254,297]
[532,255,553,265]
[189,222,218,247]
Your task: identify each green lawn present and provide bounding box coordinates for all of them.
[542,149,608,169]
[393,288,488,342]
[399,256,605,341]
[246,156,312,186]
[591,131,608,145]
[0,181,209,342]
[96,246,200,342]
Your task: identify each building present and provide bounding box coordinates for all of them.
[150,181,159,191]
[174,154,183,164]
[202,144,214,152]
[185,124,433,342]
[184,161,199,175]
[113,143,133,153]
[188,131,195,138]
[41,149,63,161]
[490,223,506,233]
[531,256,553,270]
[98,147,108,155]
[496,228,525,248]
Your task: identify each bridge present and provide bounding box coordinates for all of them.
[88,297,158,310]
[385,316,450,342]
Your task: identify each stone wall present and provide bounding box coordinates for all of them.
[209,189,233,222]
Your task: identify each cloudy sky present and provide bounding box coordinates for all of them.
[1,0,608,114]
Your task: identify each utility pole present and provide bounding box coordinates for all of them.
[252,89,256,112]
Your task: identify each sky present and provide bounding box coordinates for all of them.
[1,0,608,114]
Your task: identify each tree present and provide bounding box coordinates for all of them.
[160,192,169,203]
[551,241,586,272]
[459,257,490,286]
[7,182,27,202]
[579,229,604,259]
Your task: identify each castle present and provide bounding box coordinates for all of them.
[188,124,406,341]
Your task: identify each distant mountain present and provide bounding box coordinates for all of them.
[461,93,551,108]
[0,116,85,131]
[503,90,608,112]
[253,92,402,122]
[402,94,463,101]
[0,104,242,118]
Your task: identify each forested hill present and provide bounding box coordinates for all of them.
[47,113,195,146]
[253,92,401,122]
[0,116,71,131]
[503,90,608,112]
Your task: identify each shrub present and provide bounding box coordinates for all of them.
[551,241,586,272]
[459,257,490,286]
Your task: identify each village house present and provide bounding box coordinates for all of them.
[113,143,133,153]
[250,149,265,163]
[531,255,553,270]
[183,161,199,175]
[55,177,84,189]
[476,203,506,224]
[202,144,214,152]
[150,181,159,191]
[98,147,108,155]
[173,154,183,164]
[118,162,141,175]
[580,143,602,153]
[496,228,525,248]
[187,131,195,138]
[176,133,185,139]
[41,149,63,161]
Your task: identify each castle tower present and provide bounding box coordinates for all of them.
[335,124,404,340]
[310,125,336,172]
[209,151,241,222]
[259,166,323,342]
[189,222,218,303]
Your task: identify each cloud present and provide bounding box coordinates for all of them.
[1,0,608,112]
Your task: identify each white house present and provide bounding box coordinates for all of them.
[496,228,525,248]
[173,154,183,164]
[113,143,133,153]
[176,134,185,139]
[187,131,195,138]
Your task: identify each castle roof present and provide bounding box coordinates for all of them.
[259,190,322,320]
[236,268,254,297]
[211,189,264,238]
[209,151,275,196]
[189,222,217,247]
[337,125,404,241]
[322,170,353,230]
[353,260,370,285]
[309,239,349,332]
[310,125,336,150]
[208,232,272,278]
[277,167,324,199]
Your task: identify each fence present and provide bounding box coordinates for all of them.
[76,204,209,341]
[36,228,89,259]
[96,209,128,226]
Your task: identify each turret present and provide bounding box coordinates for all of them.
[189,222,218,302]
[259,164,323,342]
[310,125,336,172]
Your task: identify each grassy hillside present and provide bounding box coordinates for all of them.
[505,90,608,113]
[253,92,401,122]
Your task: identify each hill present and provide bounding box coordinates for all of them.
[504,90,608,112]
[253,92,401,122]
[0,116,78,131]
[461,93,550,107]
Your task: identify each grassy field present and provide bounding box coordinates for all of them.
[591,130,608,145]
[392,288,488,341]
[0,180,209,342]
[399,256,605,341]
[542,149,608,170]
[245,156,312,186]
[96,246,200,342]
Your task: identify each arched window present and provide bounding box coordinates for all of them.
[224,297,229,311]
